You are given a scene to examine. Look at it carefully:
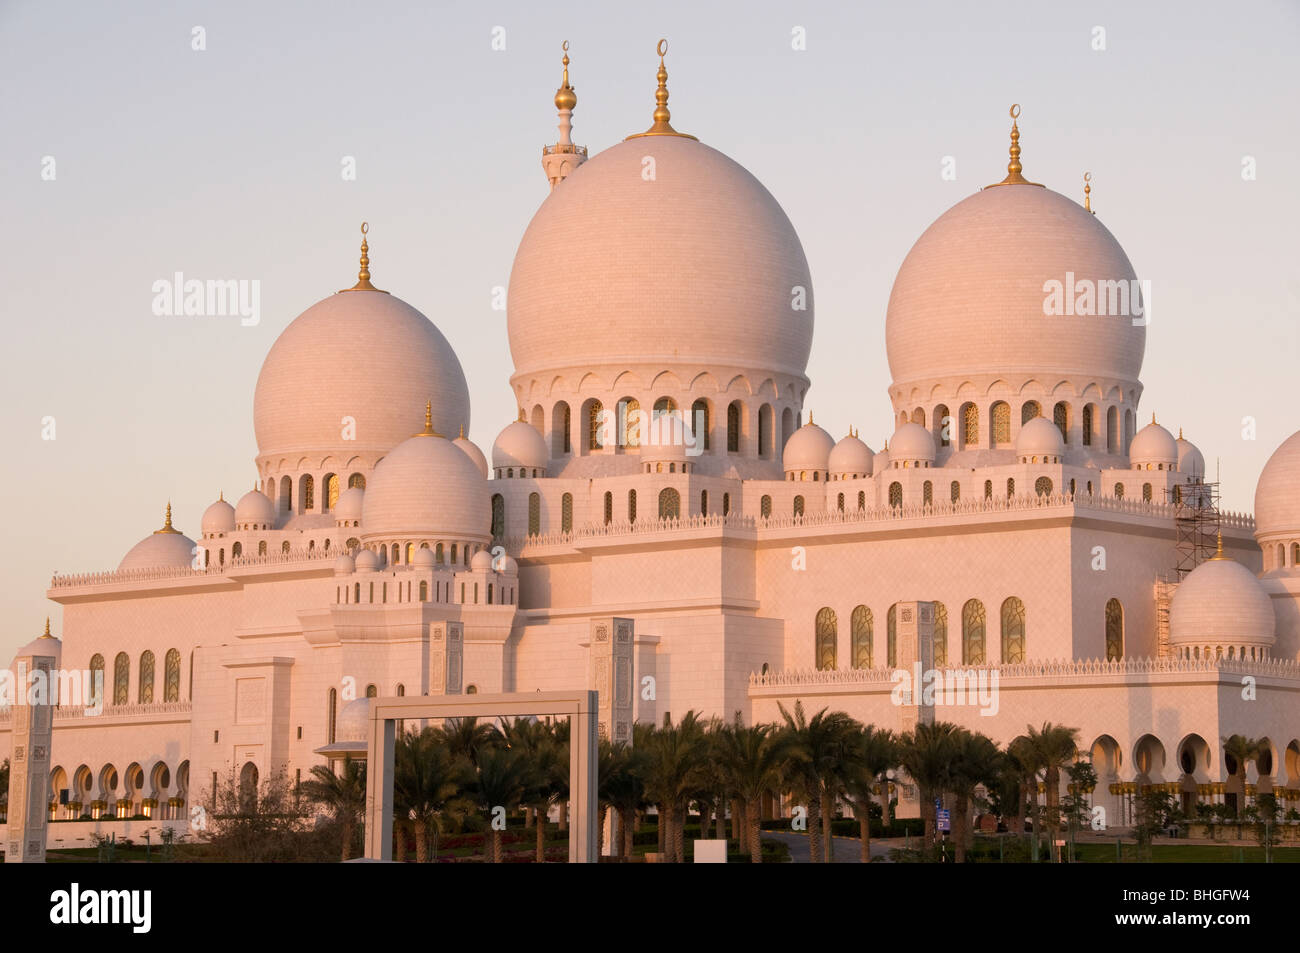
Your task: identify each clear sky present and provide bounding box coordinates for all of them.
[2,0,1297,661]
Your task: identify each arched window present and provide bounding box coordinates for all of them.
[1068,479,1076,496]
[587,399,604,450]
[793,495,805,517]
[258,540,267,556]
[1172,485,1183,504]
[554,401,572,456]
[911,407,926,427]
[1082,404,1095,446]
[1107,406,1119,452]
[89,653,105,708]
[327,688,337,744]
[837,492,845,512]
[419,580,428,602]
[164,649,181,703]
[724,493,733,516]
[653,396,677,416]
[324,473,340,512]
[280,475,292,513]
[760,495,772,518]
[348,473,366,490]
[983,480,993,500]
[619,397,641,447]
[628,489,637,524]
[491,493,505,539]
[528,492,541,536]
[1293,542,1300,566]
[933,601,948,667]
[815,607,837,670]
[1053,402,1070,443]
[113,652,129,706]
[603,491,613,525]
[727,401,742,453]
[700,490,709,515]
[889,482,902,508]
[300,474,315,513]
[1114,483,1125,500]
[658,487,681,519]
[1006,478,1015,499]
[282,540,290,554]
[934,404,951,446]
[1142,483,1152,502]
[435,542,445,564]
[851,605,873,669]
[691,399,711,451]
[561,493,573,533]
[923,481,933,506]
[1000,596,1026,663]
[232,541,242,559]
[887,604,897,668]
[1035,476,1052,497]
[857,490,865,510]
[390,543,399,565]
[405,542,415,563]
[962,599,986,665]
[991,402,1010,444]
[962,404,979,448]
[138,651,154,704]
[758,404,773,457]
[1021,401,1041,425]
[366,684,377,699]
[1105,598,1124,660]
[951,481,961,503]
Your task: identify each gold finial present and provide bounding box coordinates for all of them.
[518,408,526,422]
[985,104,1043,189]
[41,616,52,639]
[1212,531,1226,560]
[625,39,698,141]
[555,40,577,112]
[459,423,465,439]
[341,222,389,294]
[1152,412,1157,425]
[1083,172,1093,213]
[1179,427,1184,440]
[413,399,443,438]
[808,411,814,426]
[155,501,181,534]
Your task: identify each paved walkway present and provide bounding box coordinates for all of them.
[764,830,908,863]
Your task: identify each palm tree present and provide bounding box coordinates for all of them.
[718,715,794,862]
[946,730,1000,862]
[603,741,648,859]
[1006,735,1039,835]
[525,737,567,862]
[777,701,860,862]
[394,728,473,862]
[1025,722,1080,841]
[842,725,898,862]
[473,746,533,863]
[437,716,502,767]
[1221,734,1263,816]
[898,721,962,848]
[300,757,367,861]
[642,711,708,862]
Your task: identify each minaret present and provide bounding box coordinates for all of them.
[542,41,587,190]
[4,619,60,864]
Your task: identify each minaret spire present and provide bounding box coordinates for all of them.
[542,41,588,190]
[340,222,388,294]
[1083,172,1094,213]
[625,39,697,141]
[984,104,1043,189]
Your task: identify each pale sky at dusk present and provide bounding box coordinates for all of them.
[2,0,1297,660]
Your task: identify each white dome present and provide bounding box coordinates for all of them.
[1129,419,1178,468]
[13,623,61,665]
[334,486,365,523]
[412,546,436,569]
[1175,431,1205,479]
[888,422,936,465]
[333,553,355,575]
[453,432,489,479]
[201,496,236,536]
[1169,552,1275,648]
[783,421,834,473]
[234,489,276,528]
[253,289,470,461]
[886,185,1144,389]
[362,432,489,543]
[355,548,380,572]
[641,411,692,463]
[119,508,196,572]
[872,446,890,473]
[1016,416,1065,460]
[828,434,874,476]
[337,698,371,744]
[501,555,518,575]
[508,136,813,387]
[471,549,495,572]
[1255,430,1300,540]
[492,420,548,473]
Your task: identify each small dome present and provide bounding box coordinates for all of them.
[412,546,437,569]
[783,420,834,473]
[355,548,380,572]
[362,432,489,543]
[1175,431,1205,479]
[501,555,518,575]
[453,430,490,479]
[471,549,495,572]
[1130,419,1178,469]
[1169,550,1275,649]
[201,495,236,536]
[119,505,196,571]
[888,422,936,465]
[1016,416,1065,460]
[1256,430,1300,541]
[13,620,62,664]
[641,412,692,463]
[829,433,874,476]
[872,446,890,473]
[336,698,371,745]
[492,420,548,473]
[333,553,356,575]
[335,486,365,523]
[235,489,276,528]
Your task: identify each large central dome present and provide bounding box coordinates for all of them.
[507,135,813,384]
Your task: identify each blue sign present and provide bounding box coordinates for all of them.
[937,809,951,833]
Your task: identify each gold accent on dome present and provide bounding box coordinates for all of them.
[1179,427,1184,440]
[412,399,444,438]
[984,104,1043,189]
[1084,172,1094,213]
[459,423,465,439]
[40,617,53,639]
[1211,531,1228,560]
[1152,412,1157,425]
[154,501,181,535]
[625,39,698,141]
[518,408,526,423]
[555,40,577,112]
[340,222,389,294]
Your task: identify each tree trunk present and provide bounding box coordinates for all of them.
[856,801,871,863]
[674,802,686,862]
[821,787,835,862]
[715,803,726,842]
[395,819,407,863]
[921,788,936,847]
[488,828,501,863]
[536,808,548,863]
[414,818,428,864]
[619,806,635,859]
[807,796,823,864]
[657,805,667,856]
[954,792,969,863]
[558,800,568,832]
[341,817,355,862]
[748,801,762,862]
[732,798,745,842]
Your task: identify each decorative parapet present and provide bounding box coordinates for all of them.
[49,546,339,589]
[0,701,193,724]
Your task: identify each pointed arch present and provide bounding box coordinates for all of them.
[851,605,873,669]
[1000,596,1026,663]
[815,607,837,670]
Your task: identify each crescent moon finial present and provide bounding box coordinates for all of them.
[562,39,569,52]
[657,38,668,59]
[1010,103,1021,119]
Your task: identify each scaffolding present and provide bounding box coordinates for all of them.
[1169,478,1220,579]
